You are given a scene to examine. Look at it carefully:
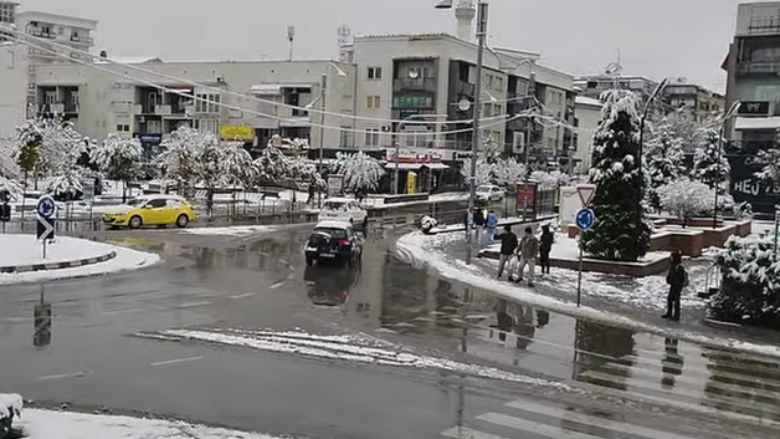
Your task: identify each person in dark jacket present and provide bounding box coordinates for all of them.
[539,224,554,275]
[663,251,686,322]
[494,225,518,279]
[472,206,485,242]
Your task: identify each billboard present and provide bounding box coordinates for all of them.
[219,125,254,141]
[728,154,780,214]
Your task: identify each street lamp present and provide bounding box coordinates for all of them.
[312,63,348,207]
[437,0,488,265]
[713,101,742,229]
[637,78,668,232]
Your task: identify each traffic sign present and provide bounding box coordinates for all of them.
[577,184,597,207]
[36,195,56,219]
[575,208,595,231]
[0,203,9,222]
[37,217,55,241]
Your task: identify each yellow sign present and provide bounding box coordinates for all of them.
[219,125,254,141]
[405,172,417,195]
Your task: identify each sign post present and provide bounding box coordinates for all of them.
[0,189,10,234]
[574,206,596,308]
[36,195,56,259]
[774,206,780,254]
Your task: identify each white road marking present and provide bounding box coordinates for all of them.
[100,309,143,316]
[176,301,211,309]
[228,293,255,300]
[505,400,699,439]
[269,281,287,290]
[440,426,508,439]
[149,356,204,367]
[38,371,90,381]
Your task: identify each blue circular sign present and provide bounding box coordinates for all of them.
[36,196,56,219]
[575,208,595,231]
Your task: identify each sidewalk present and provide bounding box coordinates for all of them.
[396,231,780,358]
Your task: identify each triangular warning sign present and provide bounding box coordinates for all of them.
[577,185,597,207]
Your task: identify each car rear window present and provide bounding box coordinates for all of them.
[313,227,348,239]
[323,201,346,211]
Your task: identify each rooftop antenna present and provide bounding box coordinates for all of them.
[605,50,623,89]
[337,25,352,62]
[287,26,295,61]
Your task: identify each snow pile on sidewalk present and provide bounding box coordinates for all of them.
[0,393,22,419]
[0,235,114,268]
[0,237,160,285]
[396,231,780,359]
[136,328,575,392]
[182,225,281,237]
[17,409,287,439]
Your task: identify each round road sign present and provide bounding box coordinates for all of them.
[575,208,595,231]
[36,195,56,219]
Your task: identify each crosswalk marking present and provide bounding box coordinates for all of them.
[441,426,509,439]
[478,412,601,439]
[505,400,699,439]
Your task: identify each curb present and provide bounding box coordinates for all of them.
[0,251,117,274]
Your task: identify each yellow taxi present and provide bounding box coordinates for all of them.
[102,194,196,229]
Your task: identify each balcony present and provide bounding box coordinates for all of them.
[70,35,94,45]
[111,102,143,114]
[155,104,172,116]
[27,29,55,39]
[49,103,65,113]
[458,81,476,97]
[393,77,437,93]
[63,103,79,113]
[736,61,780,76]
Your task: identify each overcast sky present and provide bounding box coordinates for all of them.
[20,0,748,92]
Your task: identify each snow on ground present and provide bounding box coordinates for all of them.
[0,235,113,268]
[137,328,575,392]
[0,393,22,419]
[181,225,282,237]
[0,239,160,285]
[17,409,285,439]
[396,231,780,359]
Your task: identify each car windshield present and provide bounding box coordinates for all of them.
[476,187,491,193]
[313,228,348,239]
[126,198,146,207]
[323,201,346,211]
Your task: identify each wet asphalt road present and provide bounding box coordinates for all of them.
[0,224,779,439]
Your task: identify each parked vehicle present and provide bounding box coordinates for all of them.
[102,194,195,229]
[317,198,368,228]
[476,185,504,202]
[304,221,364,267]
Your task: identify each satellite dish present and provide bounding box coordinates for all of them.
[458,98,472,112]
[408,69,420,79]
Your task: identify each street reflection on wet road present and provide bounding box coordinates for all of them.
[1,227,779,439]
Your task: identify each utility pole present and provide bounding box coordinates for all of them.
[318,73,327,208]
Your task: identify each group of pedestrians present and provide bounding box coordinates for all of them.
[465,206,499,246]
[494,224,555,287]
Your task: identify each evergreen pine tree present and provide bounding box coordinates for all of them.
[692,127,730,194]
[644,116,685,211]
[581,89,651,262]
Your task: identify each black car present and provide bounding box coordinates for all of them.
[305,221,364,267]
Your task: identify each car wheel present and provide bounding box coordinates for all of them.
[176,214,190,228]
[129,215,143,230]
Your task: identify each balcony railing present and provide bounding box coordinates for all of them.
[70,35,94,45]
[736,61,780,76]
[393,77,437,92]
[155,104,172,116]
[27,29,55,39]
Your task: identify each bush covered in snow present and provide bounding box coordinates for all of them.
[0,393,22,438]
[644,115,686,211]
[331,151,385,191]
[90,134,143,202]
[657,178,715,226]
[420,215,438,234]
[711,236,780,328]
[581,89,651,262]
[530,170,570,190]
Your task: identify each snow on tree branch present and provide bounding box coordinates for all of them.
[331,151,385,191]
[644,114,687,210]
[658,178,715,225]
[154,125,203,198]
[90,133,143,185]
[493,157,527,187]
[460,160,494,187]
[530,170,570,190]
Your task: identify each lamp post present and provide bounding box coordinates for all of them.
[713,101,742,229]
[437,0,488,265]
[637,78,668,232]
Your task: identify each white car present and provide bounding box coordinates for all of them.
[318,198,368,228]
[476,185,504,202]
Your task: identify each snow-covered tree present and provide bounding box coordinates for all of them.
[581,89,651,262]
[331,151,385,191]
[154,125,201,198]
[692,127,730,194]
[530,170,570,190]
[253,144,292,186]
[460,160,494,187]
[90,134,143,202]
[45,165,83,201]
[481,135,502,163]
[644,116,686,211]
[657,178,715,227]
[218,141,255,188]
[15,116,85,192]
[493,157,527,187]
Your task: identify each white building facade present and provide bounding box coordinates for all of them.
[0,42,28,139]
[33,58,357,153]
[573,96,602,175]
[0,1,17,42]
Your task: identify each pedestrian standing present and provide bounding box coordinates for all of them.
[513,227,539,287]
[663,251,687,322]
[484,209,498,246]
[495,225,518,279]
[472,206,485,244]
[539,224,554,275]
[306,184,316,205]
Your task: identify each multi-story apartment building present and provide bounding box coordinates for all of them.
[0,1,17,42]
[575,75,660,106]
[573,96,602,175]
[661,80,725,122]
[722,1,780,213]
[343,33,576,167]
[32,57,357,155]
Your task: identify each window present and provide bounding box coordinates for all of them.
[147,199,167,208]
[366,95,381,109]
[44,91,56,104]
[408,66,429,78]
[195,93,220,113]
[367,67,382,80]
[115,124,130,132]
[486,75,494,88]
[364,128,380,147]
[340,127,351,148]
[194,119,218,134]
[495,77,504,91]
